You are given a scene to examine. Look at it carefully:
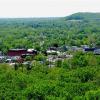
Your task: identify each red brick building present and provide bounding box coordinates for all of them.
[7,49,37,57]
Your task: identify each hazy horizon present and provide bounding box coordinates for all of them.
[0,0,100,18]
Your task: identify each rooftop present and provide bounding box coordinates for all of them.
[9,49,26,51]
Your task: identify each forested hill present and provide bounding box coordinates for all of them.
[66,12,100,20]
[0,12,100,53]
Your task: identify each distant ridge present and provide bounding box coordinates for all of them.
[66,12,100,20]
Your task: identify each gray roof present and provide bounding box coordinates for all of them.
[94,49,100,54]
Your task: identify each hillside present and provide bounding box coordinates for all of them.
[0,12,100,53]
[66,12,100,20]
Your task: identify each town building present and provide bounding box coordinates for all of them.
[7,49,37,57]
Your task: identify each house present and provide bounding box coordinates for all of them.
[5,58,12,63]
[94,49,100,55]
[21,49,38,58]
[7,48,37,60]
[83,48,96,52]
[46,50,60,55]
[7,49,27,57]
[70,46,82,52]
[46,45,69,56]
[81,45,89,49]
[48,47,58,51]
[0,56,5,63]
[57,45,69,52]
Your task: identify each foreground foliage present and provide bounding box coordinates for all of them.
[0,61,100,99]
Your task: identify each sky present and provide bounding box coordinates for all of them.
[0,0,100,18]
